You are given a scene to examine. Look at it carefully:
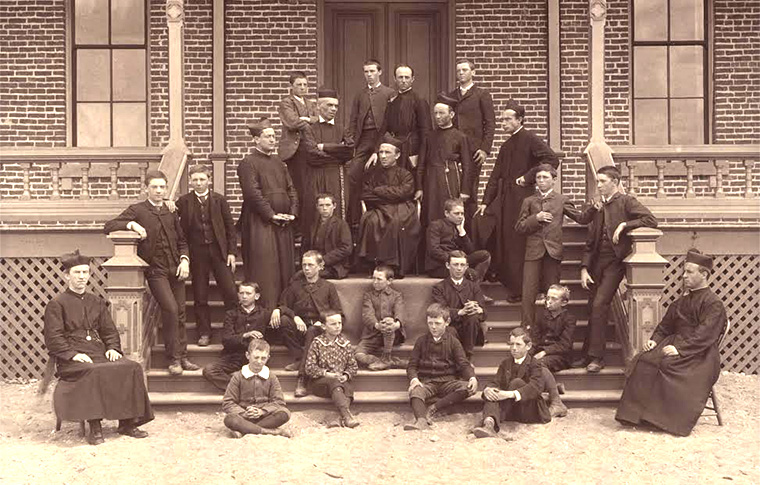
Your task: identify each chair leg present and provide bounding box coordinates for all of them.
[711,387,724,426]
[55,417,62,432]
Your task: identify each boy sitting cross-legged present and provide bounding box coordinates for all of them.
[472,327,551,438]
[304,309,360,428]
[355,265,407,371]
[222,339,292,438]
[405,303,478,431]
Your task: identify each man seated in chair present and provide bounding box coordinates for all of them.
[43,250,153,445]
[615,249,728,436]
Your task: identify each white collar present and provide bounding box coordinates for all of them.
[512,126,523,135]
[538,188,553,198]
[514,355,527,365]
[398,87,412,94]
[255,147,273,156]
[368,82,381,89]
[432,334,444,343]
[194,190,209,198]
[460,82,474,93]
[319,116,335,125]
[293,95,305,105]
[241,364,270,380]
[241,304,256,314]
[147,198,163,208]
[451,277,464,286]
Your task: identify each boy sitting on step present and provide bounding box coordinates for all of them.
[203,282,301,391]
[355,265,407,371]
[405,303,478,431]
[304,309,360,428]
[222,339,292,438]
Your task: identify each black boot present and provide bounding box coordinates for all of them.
[87,419,104,445]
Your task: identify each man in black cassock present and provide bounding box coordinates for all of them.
[416,93,474,227]
[476,101,559,302]
[357,134,421,277]
[298,87,354,234]
[44,250,153,445]
[616,250,727,437]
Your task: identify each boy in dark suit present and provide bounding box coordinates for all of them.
[472,327,551,438]
[431,250,487,360]
[405,303,478,430]
[104,170,198,376]
[176,164,238,346]
[304,193,352,279]
[515,164,596,329]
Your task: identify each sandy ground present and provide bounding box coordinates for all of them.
[0,372,758,485]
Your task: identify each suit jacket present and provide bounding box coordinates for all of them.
[581,192,658,268]
[306,215,353,279]
[488,353,547,406]
[176,191,237,258]
[347,84,396,145]
[277,94,318,162]
[425,218,476,273]
[432,277,487,325]
[104,200,189,268]
[449,84,496,155]
[278,272,342,322]
[515,190,596,261]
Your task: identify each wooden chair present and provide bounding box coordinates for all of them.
[702,319,731,426]
[38,357,86,436]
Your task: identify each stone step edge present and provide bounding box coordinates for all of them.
[175,319,607,331]
[148,389,622,405]
[185,298,592,309]
[186,278,586,288]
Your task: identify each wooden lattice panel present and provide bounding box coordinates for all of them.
[662,255,760,374]
[0,257,108,380]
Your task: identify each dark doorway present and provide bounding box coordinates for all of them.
[321,1,450,125]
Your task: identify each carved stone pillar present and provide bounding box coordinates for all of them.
[623,227,668,359]
[166,0,186,144]
[102,231,149,364]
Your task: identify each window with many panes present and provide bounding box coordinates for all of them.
[632,0,708,144]
[73,0,147,147]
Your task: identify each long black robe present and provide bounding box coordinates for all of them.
[481,127,558,297]
[379,89,432,171]
[44,289,153,424]
[615,287,727,436]
[237,149,299,307]
[417,125,473,226]
[357,164,421,274]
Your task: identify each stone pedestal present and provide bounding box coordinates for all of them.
[623,227,667,358]
[102,231,149,366]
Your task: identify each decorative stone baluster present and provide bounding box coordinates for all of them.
[655,160,667,198]
[684,159,696,198]
[109,161,120,200]
[624,227,667,360]
[744,159,756,198]
[625,160,637,197]
[79,162,91,200]
[102,231,149,365]
[19,162,31,200]
[714,160,728,198]
[49,163,61,200]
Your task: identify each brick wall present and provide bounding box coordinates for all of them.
[149,0,169,147]
[223,0,318,212]
[183,0,213,162]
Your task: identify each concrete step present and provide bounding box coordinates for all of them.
[147,388,622,410]
[151,341,623,369]
[146,366,625,394]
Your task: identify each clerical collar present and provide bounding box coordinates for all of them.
[512,126,524,135]
[66,287,86,296]
[255,147,273,156]
[451,277,464,286]
[241,364,270,380]
[293,95,305,105]
[539,188,554,198]
[514,355,527,365]
[460,82,474,94]
[194,190,209,198]
[398,87,412,94]
[368,82,381,90]
[439,123,454,130]
[147,198,163,208]
[688,285,710,293]
[319,116,335,125]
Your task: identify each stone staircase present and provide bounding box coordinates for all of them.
[146,225,624,410]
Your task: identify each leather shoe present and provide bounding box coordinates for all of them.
[118,426,149,439]
[403,419,428,431]
[482,294,494,304]
[180,358,200,371]
[283,361,300,372]
[87,420,104,445]
[197,335,211,347]
[168,361,183,376]
[368,359,390,371]
[472,418,498,438]
[506,295,522,304]
[549,400,568,418]
[586,359,605,373]
[571,357,591,368]
[294,377,308,398]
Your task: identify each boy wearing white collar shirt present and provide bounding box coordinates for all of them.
[515,164,597,330]
[222,339,292,438]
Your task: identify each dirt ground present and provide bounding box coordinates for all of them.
[0,372,758,485]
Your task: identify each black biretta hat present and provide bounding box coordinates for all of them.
[61,249,91,270]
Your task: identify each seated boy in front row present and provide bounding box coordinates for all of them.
[405,303,478,431]
[222,339,292,438]
[471,328,551,438]
[304,310,360,428]
[355,265,407,371]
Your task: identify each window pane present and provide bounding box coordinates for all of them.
[112,0,145,44]
[113,103,147,146]
[77,103,111,146]
[76,50,111,102]
[670,99,704,144]
[671,0,704,41]
[112,50,146,101]
[634,99,669,144]
[634,46,668,98]
[670,46,704,98]
[75,0,109,45]
[634,0,667,41]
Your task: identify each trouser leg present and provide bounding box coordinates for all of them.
[410,398,428,420]
[203,354,246,391]
[521,259,541,329]
[542,254,561,292]
[190,244,213,337]
[148,270,186,361]
[452,315,482,359]
[467,250,492,283]
[224,414,263,435]
[209,244,239,312]
[298,325,324,377]
[257,410,291,429]
[586,255,625,359]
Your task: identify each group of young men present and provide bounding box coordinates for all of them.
[41,58,728,444]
